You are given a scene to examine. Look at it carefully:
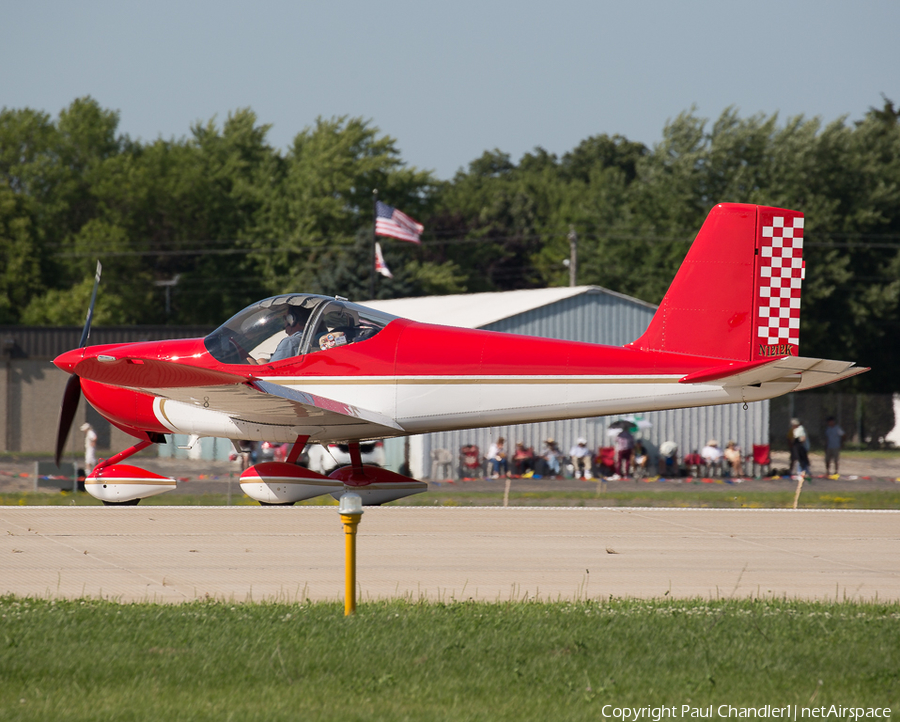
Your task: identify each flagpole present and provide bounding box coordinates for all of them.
[371,189,378,299]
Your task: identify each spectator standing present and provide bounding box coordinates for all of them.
[237,440,258,472]
[80,422,97,474]
[570,438,593,479]
[824,417,845,475]
[614,428,635,477]
[790,419,810,476]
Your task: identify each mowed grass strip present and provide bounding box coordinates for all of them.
[1,597,898,721]
[412,489,900,509]
[5,489,900,508]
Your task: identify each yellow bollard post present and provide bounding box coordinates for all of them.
[338,492,364,616]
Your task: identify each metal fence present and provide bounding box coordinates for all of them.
[770,392,896,450]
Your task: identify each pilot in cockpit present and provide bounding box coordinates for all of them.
[232,306,313,365]
[269,310,308,362]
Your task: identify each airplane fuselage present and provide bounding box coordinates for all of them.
[67,318,797,445]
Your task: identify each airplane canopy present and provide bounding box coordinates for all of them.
[204,294,398,365]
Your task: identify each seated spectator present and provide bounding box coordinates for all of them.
[723,440,743,476]
[540,438,562,478]
[658,440,678,476]
[633,441,649,477]
[700,439,723,474]
[512,442,534,476]
[459,444,482,479]
[569,438,593,480]
[487,437,509,479]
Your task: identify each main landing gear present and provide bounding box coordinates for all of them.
[240,439,427,506]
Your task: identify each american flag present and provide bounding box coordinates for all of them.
[374,242,393,278]
[375,200,423,244]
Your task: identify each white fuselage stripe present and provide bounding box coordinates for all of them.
[151,375,797,442]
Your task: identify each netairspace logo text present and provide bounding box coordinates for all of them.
[600,706,892,721]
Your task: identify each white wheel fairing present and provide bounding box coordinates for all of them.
[240,462,343,504]
[239,479,345,504]
[84,464,177,503]
[328,482,427,506]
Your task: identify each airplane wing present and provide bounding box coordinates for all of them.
[73,356,404,439]
[73,355,253,388]
[151,379,405,439]
[680,356,868,389]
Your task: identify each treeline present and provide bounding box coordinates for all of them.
[1,97,899,390]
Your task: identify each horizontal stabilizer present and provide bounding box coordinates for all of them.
[680,355,867,390]
[679,357,786,385]
[791,361,869,391]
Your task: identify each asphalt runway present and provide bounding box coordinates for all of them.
[2,507,898,604]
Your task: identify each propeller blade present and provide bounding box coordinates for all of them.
[55,374,82,466]
[55,260,101,466]
[78,260,102,348]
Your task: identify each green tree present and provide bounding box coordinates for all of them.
[251,116,437,297]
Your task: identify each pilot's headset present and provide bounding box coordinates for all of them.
[284,311,300,329]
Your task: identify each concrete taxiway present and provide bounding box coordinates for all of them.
[1,507,898,603]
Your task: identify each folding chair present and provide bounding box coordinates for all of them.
[595,446,616,476]
[752,444,771,477]
[430,448,454,481]
[682,452,703,477]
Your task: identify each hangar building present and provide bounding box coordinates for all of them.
[364,286,769,478]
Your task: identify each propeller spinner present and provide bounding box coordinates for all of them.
[54,261,102,466]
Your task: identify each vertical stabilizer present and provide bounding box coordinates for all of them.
[629,203,805,362]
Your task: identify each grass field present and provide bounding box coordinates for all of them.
[1,597,898,721]
[4,488,900,509]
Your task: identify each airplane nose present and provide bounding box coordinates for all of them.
[54,348,84,374]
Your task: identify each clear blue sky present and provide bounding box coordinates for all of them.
[2,0,898,180]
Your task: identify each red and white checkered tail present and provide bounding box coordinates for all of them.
[754,208,804,360]
[631,203,804,363]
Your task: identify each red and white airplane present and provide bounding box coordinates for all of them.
[53,203,866,505]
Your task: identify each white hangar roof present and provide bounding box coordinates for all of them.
[361,285,655,330]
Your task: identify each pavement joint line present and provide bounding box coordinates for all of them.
[0,512,192,600]
[619,508,900,578]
